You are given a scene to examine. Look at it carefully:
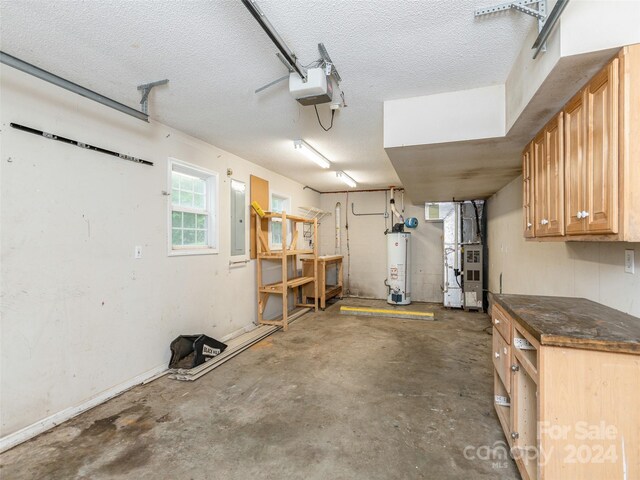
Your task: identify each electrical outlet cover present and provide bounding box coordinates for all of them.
[625,249,635,274]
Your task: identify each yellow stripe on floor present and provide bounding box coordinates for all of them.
[340,306,434,317]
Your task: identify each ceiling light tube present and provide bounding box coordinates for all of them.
[294,139,331,169]
[336,171,357,188]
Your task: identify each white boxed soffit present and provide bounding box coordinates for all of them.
[383,84,506,149]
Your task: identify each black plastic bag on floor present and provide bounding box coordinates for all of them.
[169,334,227,369]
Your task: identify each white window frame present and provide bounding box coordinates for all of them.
[269,192,292,250]
[168,158,219,256]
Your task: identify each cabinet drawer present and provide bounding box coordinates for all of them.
[493,327,511,393]
[492,305,511,343]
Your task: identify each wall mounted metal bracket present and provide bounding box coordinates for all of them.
[475,0,548,55]
[137,79,169,115]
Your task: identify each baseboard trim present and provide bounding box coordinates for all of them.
[0,323,257,453]
[0,322,259,454]
[0,363,167,453]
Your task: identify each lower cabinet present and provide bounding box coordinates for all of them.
[491,304,639,479]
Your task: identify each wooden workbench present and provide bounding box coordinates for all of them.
[490,294,640,480]
[302,255,343,309]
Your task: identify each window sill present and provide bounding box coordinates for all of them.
[168,247,219,257]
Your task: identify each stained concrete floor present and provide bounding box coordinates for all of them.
[1,299,520,479]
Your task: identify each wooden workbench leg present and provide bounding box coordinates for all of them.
[321,261,326,310]
[313,218,318,312]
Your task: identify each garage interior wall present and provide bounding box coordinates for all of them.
[0,66,320,439]
[319,191,443,302]
[487,176,640,317]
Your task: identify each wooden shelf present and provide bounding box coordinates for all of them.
[259,276,315,293]
[255,210,318,331]
[301,256,343,309]
[258,249,314,258]
[258,307,311,328]
[262,212,316,223]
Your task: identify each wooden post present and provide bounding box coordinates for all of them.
[313,218,318,312]
[281,210,288,330]
[256,212,264,325]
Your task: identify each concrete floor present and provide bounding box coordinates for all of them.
[0,299,520,479]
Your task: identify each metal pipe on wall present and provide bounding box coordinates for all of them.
[335,202,341,254]
[389,187,404,222]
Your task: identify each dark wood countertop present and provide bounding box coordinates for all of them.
[492,294,640,354]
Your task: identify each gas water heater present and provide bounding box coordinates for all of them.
[387,231,411,305]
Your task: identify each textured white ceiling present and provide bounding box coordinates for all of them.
[0,0,534,193]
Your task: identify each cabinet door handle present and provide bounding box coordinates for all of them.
[540,219,549,225]
[577,211,583,219]
[527,222,532,228]
[511,431,519,440]
[582,211,589,218]
[511,364,520,372]
[495,352,500,359]
[494,318,500,324]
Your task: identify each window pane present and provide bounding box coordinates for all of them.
[183,212,196,228]
[193,193,205,209]
[172,228,182,246]
[272,222,282,245]
[193,178,206,194]
[170,165,216,251]
[179,175,194,192]
[180,191,194,208]
[271,195,289,214]
[183,229,196,244]
[172,211,182,228]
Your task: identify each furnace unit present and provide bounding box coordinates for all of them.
[463,244,483,311]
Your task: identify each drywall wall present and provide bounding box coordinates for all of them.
[318,191,443,302]
[506,0,640,132]
[0,65,320,443]
[384,84,506,148]
[487,177,640,317]
[560,0,640,57]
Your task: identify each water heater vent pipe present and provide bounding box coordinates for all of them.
[389,187,404,223]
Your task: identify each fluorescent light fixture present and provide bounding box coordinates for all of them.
[293,139,331,169]
[336,171,357,188]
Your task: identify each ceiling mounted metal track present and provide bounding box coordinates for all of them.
[531,0,570,58]
[0,51,149,122]
[475,0,570,58]
[240,0,306,80]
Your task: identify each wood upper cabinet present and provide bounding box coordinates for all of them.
[522,143,535,238]
[534,113,564,237]
[585,58,619,234]
[564,90,588,234]
[565,60,619,236]
[523,44,640,241]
